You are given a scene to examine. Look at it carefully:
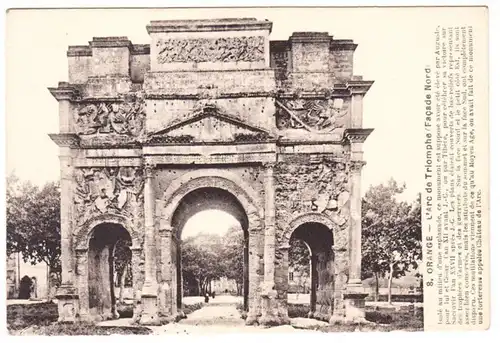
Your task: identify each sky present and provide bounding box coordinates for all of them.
[5,7,480,234]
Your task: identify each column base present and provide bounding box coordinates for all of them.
[245,313,260,325]
[159,314,176,325]
[344,283,368,323]
[139,294,160,325]
[259,287,282,326]
[55,284,79,323]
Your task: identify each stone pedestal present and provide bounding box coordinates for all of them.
[343,283,368,323]
[56,285,79,323]
[259,283,287,326]
[139,293,160,325]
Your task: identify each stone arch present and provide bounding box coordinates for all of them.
[74,213,140,251]
[159,169,263,320]
[281,212,337,247]
[161,169,263,223]
[279,212,338,322]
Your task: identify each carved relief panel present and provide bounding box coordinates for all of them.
[156,36,265,64]
[74,95,146,137]
[73,167,144,227]
[275,97,350,132]
[275,159,350,248]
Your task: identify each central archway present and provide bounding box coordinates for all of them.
[172,187,250,312]
[158,171,263,323]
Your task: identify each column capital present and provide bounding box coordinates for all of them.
[159,225,173,235]
[348,160,366,173]
[144,162,156,178]
[263,161,276,170]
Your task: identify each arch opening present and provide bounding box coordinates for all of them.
[170,187,250,313]
[287,222,334,319]
[88,223,132,321]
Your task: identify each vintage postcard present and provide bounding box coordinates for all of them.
[4,6,490,335]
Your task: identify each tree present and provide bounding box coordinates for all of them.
[6,174,62,299]
[361,179,422,303]
[113,238,132,304]
[289,238,311,293]
[220,226,245,295]
[181,233,225,296]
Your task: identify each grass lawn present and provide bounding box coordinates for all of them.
[7,302,151,335]
[7,301,206,335]
[7,301,422,334]
[288,303,423,332]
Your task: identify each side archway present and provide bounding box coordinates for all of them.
[278,212,337,322]
[74,213,140,251]
[281,212,337,248]
[74,214,140,322]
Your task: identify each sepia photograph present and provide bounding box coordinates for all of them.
[3,6,489,336]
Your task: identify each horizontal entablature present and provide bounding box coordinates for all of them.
[144,152,276,165]
[144,69,276,96]
[143,142,276,156]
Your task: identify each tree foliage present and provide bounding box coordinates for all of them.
[6,174,61,276]
[289,237,310,275]
[220,226,245,294]
[181,225,245,296]
[361,178,422,303]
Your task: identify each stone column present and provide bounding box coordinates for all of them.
[260,162,281,325]
[75,249,91,321]
[56,149,79,322]
[131,248,143,323]
[274,245,289,321]
[245,214,261,325]
[139,162,160,325]
[308,253,318,317]
[344,159,368,322]
[159,221,174,323]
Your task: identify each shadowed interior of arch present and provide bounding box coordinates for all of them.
[288,222,334,318]
[170,187,250,314]
[88,223,132,321]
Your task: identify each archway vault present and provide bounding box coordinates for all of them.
[281,212,337,248]
[75,213,141,251]
[160,169,263,226]
[155,170,263,322]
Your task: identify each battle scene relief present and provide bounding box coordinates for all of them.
[156,36,265,64]
[73,167,144,227]
[75,96,146,137]
[275,97,350,132]
[275,159,350,244]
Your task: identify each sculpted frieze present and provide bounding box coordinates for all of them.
[75,97,146,137]
[156,36,265,64]
[276,160,350,230]
[275,98,349,132]
[73,167,144,226]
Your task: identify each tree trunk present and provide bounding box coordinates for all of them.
[197,279,202,296]
[388,264,394,305]
[375,271,380,302]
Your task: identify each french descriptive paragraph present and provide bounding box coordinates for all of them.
[423,26,485,327]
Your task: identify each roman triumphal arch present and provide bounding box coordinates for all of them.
[49,18,373,326]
